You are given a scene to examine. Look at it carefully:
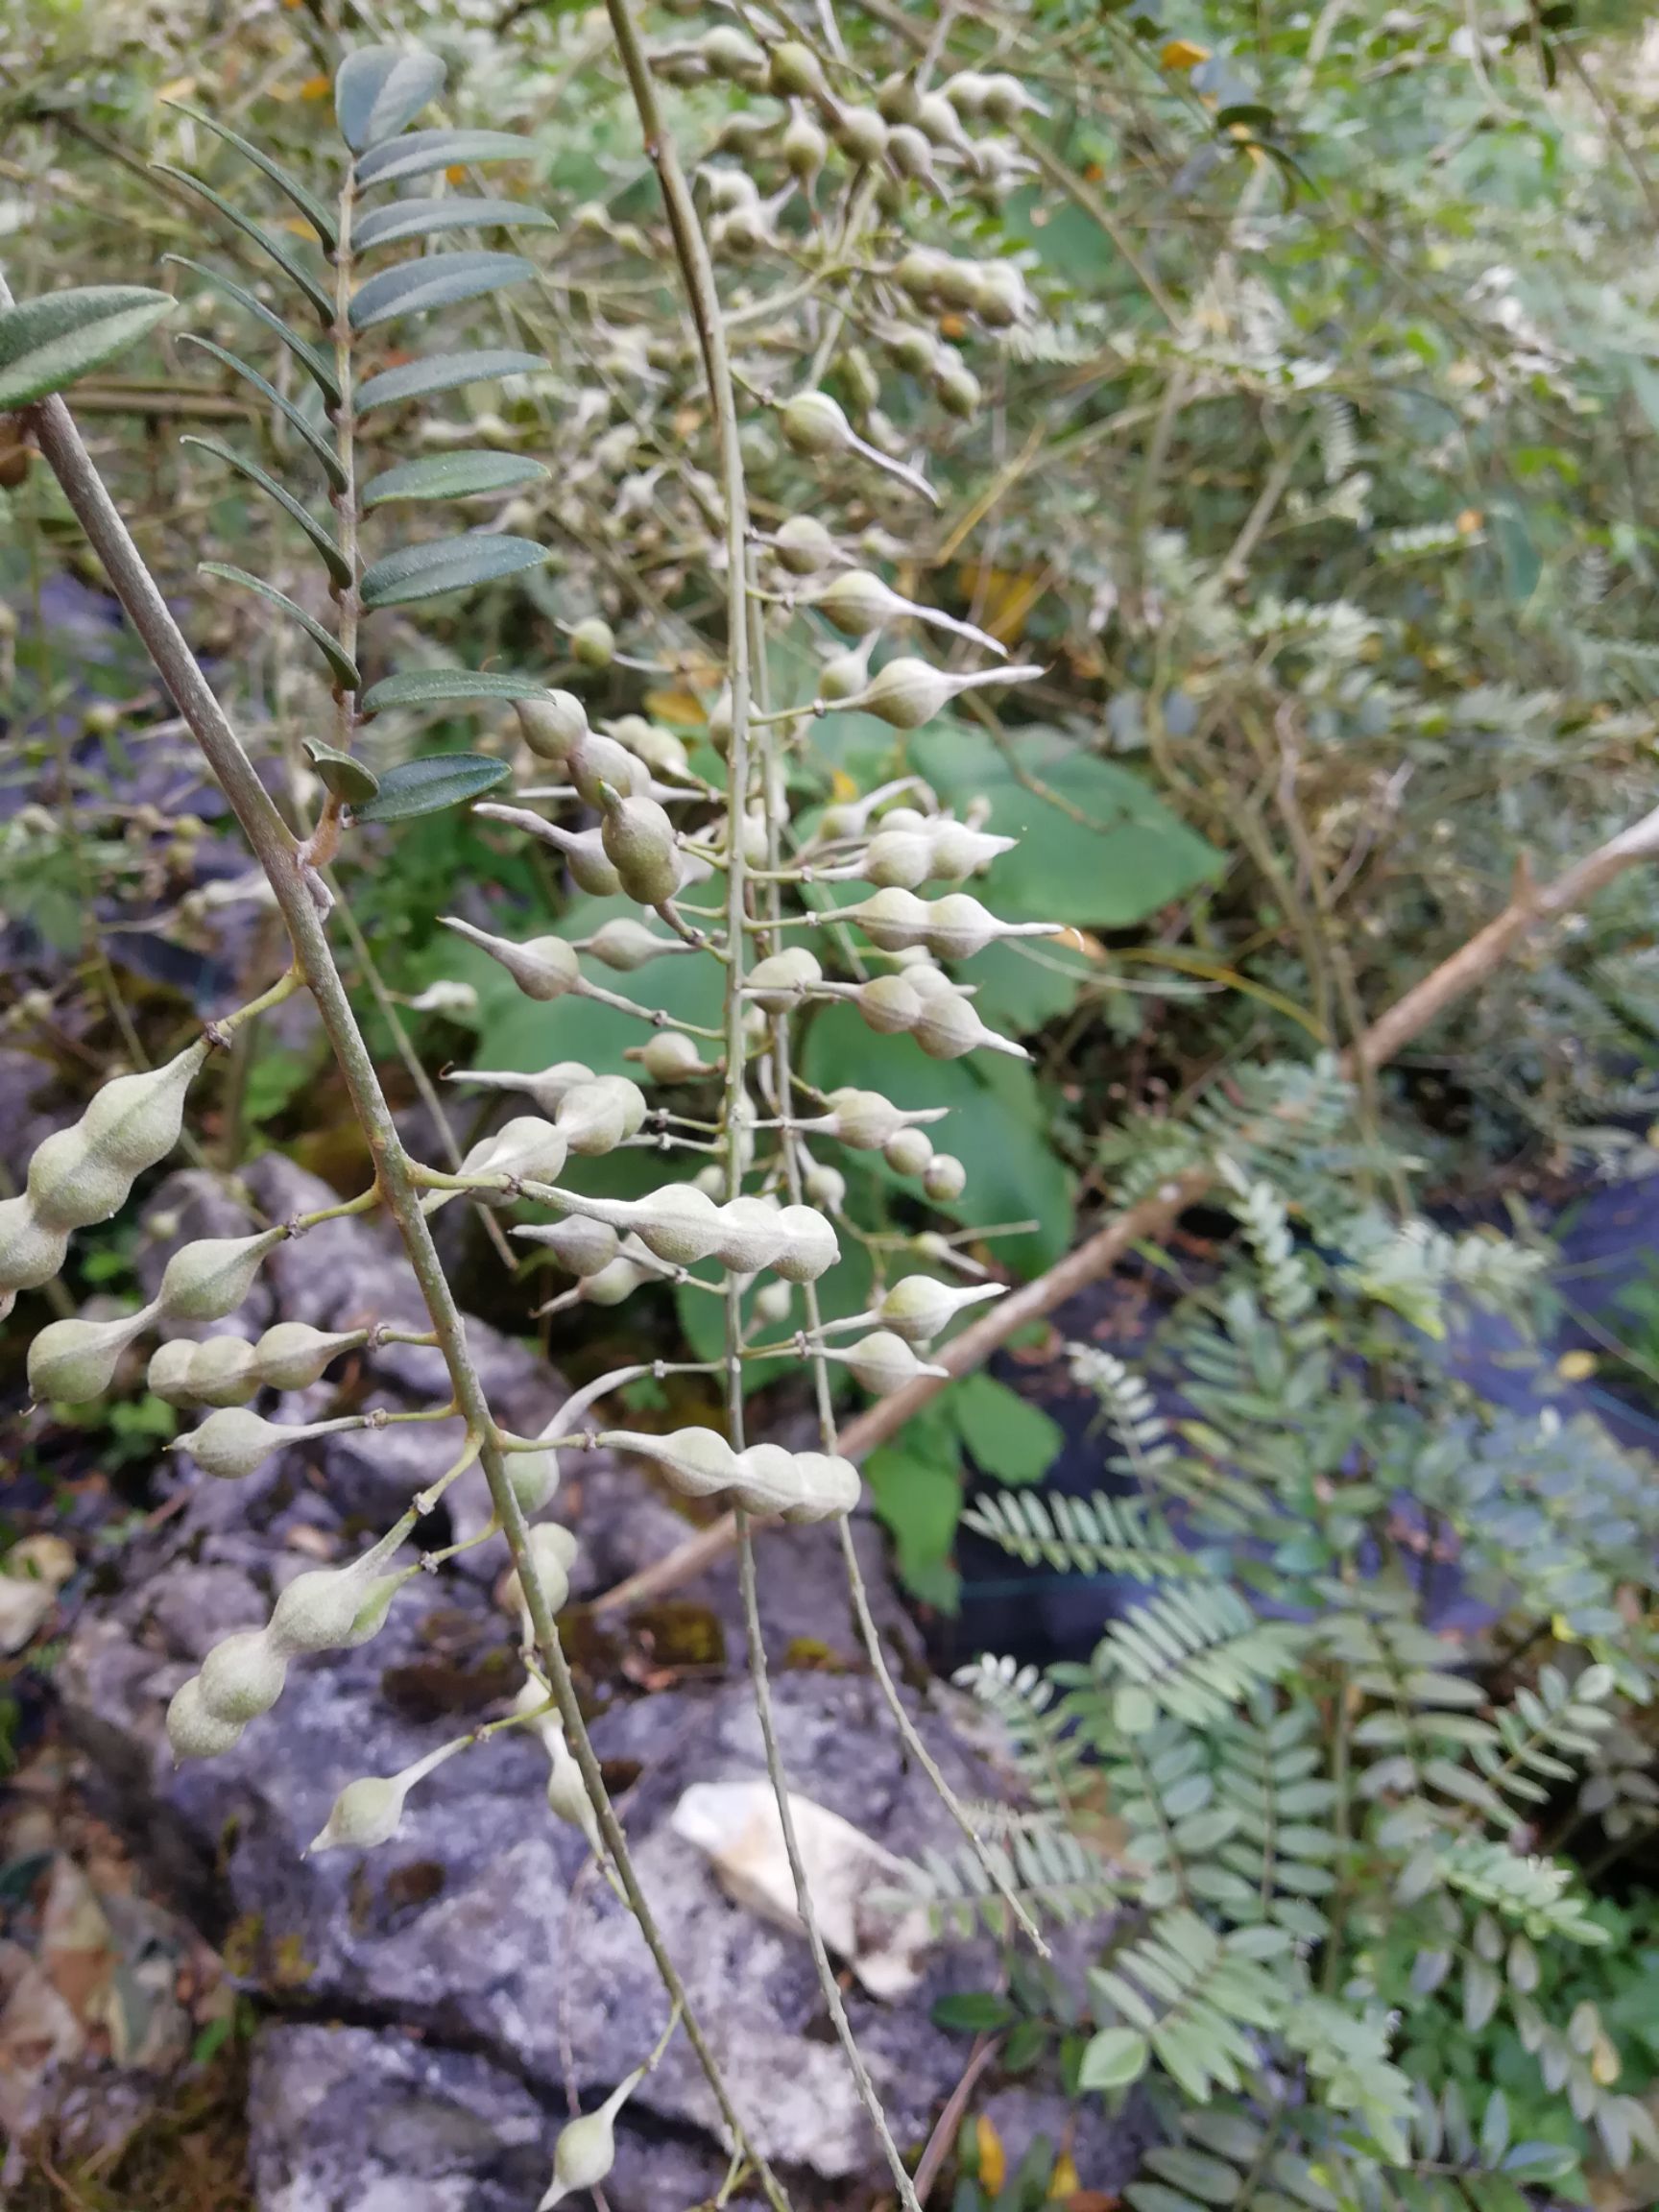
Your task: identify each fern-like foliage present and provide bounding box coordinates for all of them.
[960,1488,1190,1579]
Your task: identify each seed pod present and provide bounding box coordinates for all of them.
[178,1407,336,1482]
[924,1153,967,1202]
[309,1737,468,1855]
[505,1522,579,1618]
[864,830,934,889]
[929,820,1015,878]
[767,39,828,100]
[943,68,992,115]
[0,1195,69,1303]
[699,23,765,78]
[557,1075,646,1156]
[538,2074,644,2211]
[883,322,938,376]
[25,1129,129,1236]
[819,637,874,704]
[735,1441,861,1520]
[885,127,936,184]
[712,109,780,157]
[187,1333,262,1408]
[895,246,949,301]
[156,1229,284,1325]
[981,71,1034,125]
[569,731,648,805]
[713,1194,789,1275]
[470,1117,569,1190]
[781,390,852,458]
[569,615,614,669]
[632,1183,724,1265]
[860,657,951,731]
[166,1674,245,1763]
[253,1321,363,1393]
[916,88,973,151]
[510,1449,561,1516]
[516,691,589,762]
[585,918,679,972]
[824,1087,906,1149]
[148,1336,202,1407]
[878,1274,1004,1347]
[634,1031,713,1083]
[199,1627,287,1725]
[747,947,822,1013]
[915,990,999,1061]
[606,715,690,778]
[599,786,685,905]
[27,1308,154,1402]
[517,1214,622,1277]
[876,70,922,124]
[754,1278,794,1327]
[934,354,982,421]
[543,1732,602,1853]
[441,918,582,1000]
[344,1571,410,1649]
[706,687,733,754]
[580,1252,652,1306]
[269,1531,408,1657]
[970,261,1027,327]
[802,1158,846,1213]
[771,1202,838,1283]
[832,106,888,163]
[26,1042,208,1236]
[773,514,836,575]
[854,973,924,1035]
[782,107,829,182]
[844,1329,942,1394]
[883,1126,934,1178]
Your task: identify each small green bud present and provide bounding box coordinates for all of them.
[831,106,888,164]
[198,1627,287,1725]
[517,690,589,762]
[253,1321,362,1393]
[782,107,829,182]
[802,1158,846,1213]
[895,246,949,301]
[882,1126,934,1178]
[766,39,828,101]
[982,71,1035,125]
[585,918,679,972]
[916,88,973,150]
[878,1274,1002,1347]
[569,615,614,669]
[510,1449,561,1516]
[156,1229,287,1324]
[538,2074,644,2210]
[859,657,952,731]
[781,389,851,458]
[516,1214,622,1277]
[634,1031,713,1084]
[818,637,875,704]
[28,1309,153,1403]
[598,786,685,905]
[344,1572,409,1649]
[166,1674,246,1763]
[876,70,921,124]
[754,1277,794,1327]
[924,1153,967,1202]
[605,715,690,778]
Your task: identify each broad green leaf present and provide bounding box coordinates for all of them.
[355,349,547,413]
[1077,2025,1149,2090]
[353,753,511,823]
[161,102,337,248]
[1145,2146,1246,2204]
[950,1372,1062,1484]
[360,534,546,609]
[349,251,536,331]
[355,128,536,190]
[362,667,550,711]
[863,1443,962,1611]
[0,286,172,408]
[302,740,378,805]
[335,45,446,152]
[180,434,351,587]
[199,563,359,687]
[177,335,347,490]
[353,197,554,252]
[165,256,340,405]
[150,164,334,321]
[361,450,549,507]
[930,1991,1017,2032]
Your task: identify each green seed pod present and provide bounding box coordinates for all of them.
[510,1449,561,1517]
[148,1336,202,1407]
[819,637,875,704]
[707,686,733,754]
[970,262,1027,328]
[855,973,924,1035]
[884,321,939,376]
[713,109,781,157]
[844,1329,938,1394]
[612,1424,738,1501]
[199,1627,287,1725]
[569,615,615,669]
[561,828,626,899]
[635,1031,713,1084]
[914,990,988,1060]
[879,1274,1003,1346]
[538,2074,643,2211]
[766,39,828,101]
[883,1126,934,1178]
[981,71,1033,126]
[916,88,973,151]
[733,1440,861,1520]
[598,786,685,905]
[517,690,589,762]
[699,24,765,79]
[506,1522,580,1620]
[270,1562,380,1657]
[469,1116,569,1192]
[885,126,936,185]
[864,831,933,890]
[558,1074,647,1155]
[309,1737,468,1855]
[517,1214,622,1277]
[442,919,583,1001]
[568,732,649,805]
[156,1229,287,1324]
[179,1407,322,1482]
[343,1571,410,1649]
[929,820,1014,878]
[923,891,1016,959]
[895,246,949,301]
[28,1308,153,1403]
[825,1087,906,1149]
[166,1674,246,1763]
[580,1252,652,1306]
[633,1182,725,1265]
[26,1127,131,1236]
[781,390,851,458]
[934,354,982,421]
[832,106,888,164]
[802,1158,846,1213]
[754,1277,794,1327]
[606,716,690,779]
[253,1321,363,1393]
[713,1194,789,1275]
[771,1202,838,1283]
[0,1195,70,1303]
[782,107,829,183]
[747,947,822,1013]
[543,1733,602,1854]
[585,918,678,972]
[943,69,992,115]
[40,1043,209,1228]
[860,658,952,731]
[876,70,922,124]
[773,515,836,575]
[187,1333,262,1408]
[924,1153,967,1202]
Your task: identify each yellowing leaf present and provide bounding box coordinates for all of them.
[830,767,860,803]
[300,73,331,100]
[975,2114,1006,2195]
[644,685,707,728]
[1555,1349,1597,1382]
[1162,38,1211,69]
[1049,2152,1080,2198]
[446,164,469,184]
[954,562,1046,644]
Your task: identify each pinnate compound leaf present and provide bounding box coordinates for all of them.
[180,435,351,586]
[360,535,545,609]
[199,564,359,688]
[355,128,536,189]
[361,450,548,507]
[177,335,346,490]
[361,667,550,711]
[355,349,547,414]
[353,197,554,252]
[0,287,172,408]
[162,102,337,246]
[165,256,340,405]
[335,46,446,152]
[353,753,511,823]
[149,164,334,320]
[349,252,536,332]
[302,741,379,805]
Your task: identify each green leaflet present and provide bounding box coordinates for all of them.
[352,198,554,252]
[164,257,340,407]
[361,450,548,506]
[349,252,536,332]
[353,753,511,822]
[334,46,446,152]
[149,164,334,321]
[354,128,535,189]
[0,286,172,409]
[354,349,547,413]
[161,101,337,249]
[180,434,351,587]
[359,535,545,609]
[198,563,359,688]
[361,667,549,710]
[301,740,378,805]
[176,335,347,490]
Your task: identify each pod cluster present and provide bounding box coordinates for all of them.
[607,1426,860,1521]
